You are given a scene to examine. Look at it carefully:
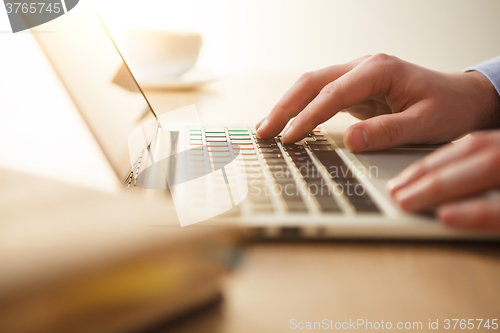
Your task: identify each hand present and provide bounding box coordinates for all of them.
[256,54,500,151]
[387,131,500,230]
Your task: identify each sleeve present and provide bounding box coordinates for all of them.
[464,56,500,97]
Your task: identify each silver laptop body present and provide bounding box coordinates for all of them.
[31,1,499,240]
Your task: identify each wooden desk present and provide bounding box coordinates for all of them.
[154,241,500,333]
[137,74,500,333]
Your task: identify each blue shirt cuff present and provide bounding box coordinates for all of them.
[464,56,500,98]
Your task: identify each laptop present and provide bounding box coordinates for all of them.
[30,1,498,240]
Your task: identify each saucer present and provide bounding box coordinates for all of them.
[133,69,218,90]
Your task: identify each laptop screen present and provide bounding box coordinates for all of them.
[31,0,156,180]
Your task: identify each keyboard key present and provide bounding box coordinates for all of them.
[290,156,311,163]
[234,145,255,150]
[212,163,231,170]
[204,127,225,133]
[288,151,308,157]
[228,129,249,133]
[284,200,308,212]
[333,177,357,187]
[267,165,290,172]
[262,153,284,159]
[332,178,380,213]
[205,133,226,137]
[315,196,341,212]
[299,167,322,179]
[281,144,305,151]
[260,148,281,153]
[252,202,275,213]
[207,142,229,147]
[256,138,276,143]
[256,142,278,148]
[263,158,287,165]
[242,155,258,160]
[307,141,331,146]
[210,152,230,157]
[314,151,347,168]
[229,133,249,137]
[272,170,294,178]
[310,146,334,152]
[248,186,263,195]
[348,195,380,213]
[207,147,229,152]
[206,137,228,142]
[247,174,265,181]
[231,140,253,144]
[249,195,273,204]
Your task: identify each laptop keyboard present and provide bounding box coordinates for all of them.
[188,127,380,216]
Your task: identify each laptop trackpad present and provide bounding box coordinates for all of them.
[353,148,434,180]
[338,147,437,202]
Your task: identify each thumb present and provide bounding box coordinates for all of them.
[343,112,418,152]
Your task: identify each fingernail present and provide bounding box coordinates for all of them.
[437,206,456,226]
[281,125,294,143]
[386,177,406,195]
[350,128,370,151]
[394,186,420,212]
[256,117,267,130]
[256,119,269,138]
[437,206,469,228]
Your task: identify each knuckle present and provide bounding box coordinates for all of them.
[297,71,315,85]
[467,134,490,151]
[376,116,404,146]
[369,53,392,63]
[484,151,500,173]
[366,53,400,70]
[426,172,445,198]
[319,81,339,95]
[319,80,347,109]
[473,208,491,226]
[271,104,288,120]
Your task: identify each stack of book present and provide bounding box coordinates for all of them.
[0,168,241,333]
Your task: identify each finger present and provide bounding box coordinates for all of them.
[343,110,421,152]
[394,149,500,212]
[387,131,500,195]
[344,99,392,120]
[255,117,266,130]
[280,53,403,144]
[257,56,369,139]
[438,197,500,230]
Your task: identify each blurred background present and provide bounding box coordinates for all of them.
[94,0,500,74]
[1,0,500,190]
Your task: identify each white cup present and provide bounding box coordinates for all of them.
[125,30,202,79]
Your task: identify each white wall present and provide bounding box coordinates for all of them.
[95,0,500,75]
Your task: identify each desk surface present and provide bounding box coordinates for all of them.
[158,241,500,333]
[137,75,500,333]
[3,71,499,333]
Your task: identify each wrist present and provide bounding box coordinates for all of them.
[465,70,500,130]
